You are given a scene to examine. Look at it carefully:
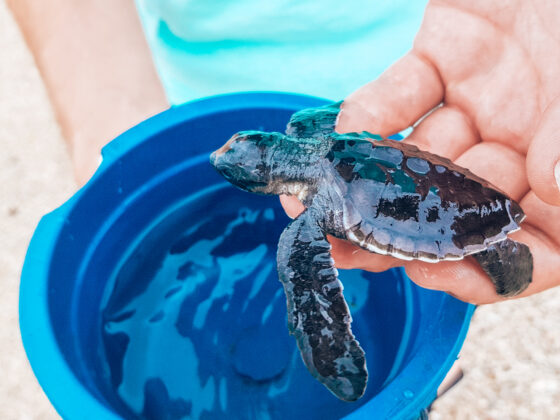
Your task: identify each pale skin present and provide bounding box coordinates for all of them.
[7,0,169,184]
[11,0,560,304]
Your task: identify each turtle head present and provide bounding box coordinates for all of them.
[210,131,280,193]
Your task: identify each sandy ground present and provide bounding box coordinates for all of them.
[1,1,559,419]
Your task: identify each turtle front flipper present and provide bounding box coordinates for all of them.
[277,209,367,401]
[286,101,342,139]
[472,239,533,297]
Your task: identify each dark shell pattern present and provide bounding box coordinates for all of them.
[329,134,524,262]
[210,101,533,402]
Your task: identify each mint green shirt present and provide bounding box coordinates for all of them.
[136,0,428,105]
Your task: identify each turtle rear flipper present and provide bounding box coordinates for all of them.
[277,209,367,401]
[472,239,533,297]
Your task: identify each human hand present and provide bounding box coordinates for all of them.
[282,0,560,304]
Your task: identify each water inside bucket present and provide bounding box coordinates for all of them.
[99,183,414,419]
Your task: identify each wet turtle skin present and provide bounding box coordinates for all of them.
[210,102,533,402]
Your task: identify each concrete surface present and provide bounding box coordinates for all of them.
[0,1,558,419]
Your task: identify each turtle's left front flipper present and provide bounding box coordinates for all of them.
[286,101,342,139]
[472,238,533,297]
[277,209,367,401]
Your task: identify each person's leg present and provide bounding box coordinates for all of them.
[7,0,169,185]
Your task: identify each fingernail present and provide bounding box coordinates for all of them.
[335,100,346,133]
[555,160,560,191]
[334,101,343,131]
[336,100,375,134]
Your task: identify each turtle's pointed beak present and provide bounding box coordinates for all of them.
[210,133,239,171]
[209,149,232,177]
[210,143,239,184]
[209,150,217,167]
[210,131,273,193]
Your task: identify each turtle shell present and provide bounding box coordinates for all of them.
[327,134,525,262]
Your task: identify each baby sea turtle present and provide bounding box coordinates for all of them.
[209,102,533,402]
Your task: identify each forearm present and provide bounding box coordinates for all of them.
[7,0,169,183]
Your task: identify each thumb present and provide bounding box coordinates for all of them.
[526,96,560,206]
[336,51,443,136]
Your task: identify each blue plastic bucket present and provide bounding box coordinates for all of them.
[20,92,474,420]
